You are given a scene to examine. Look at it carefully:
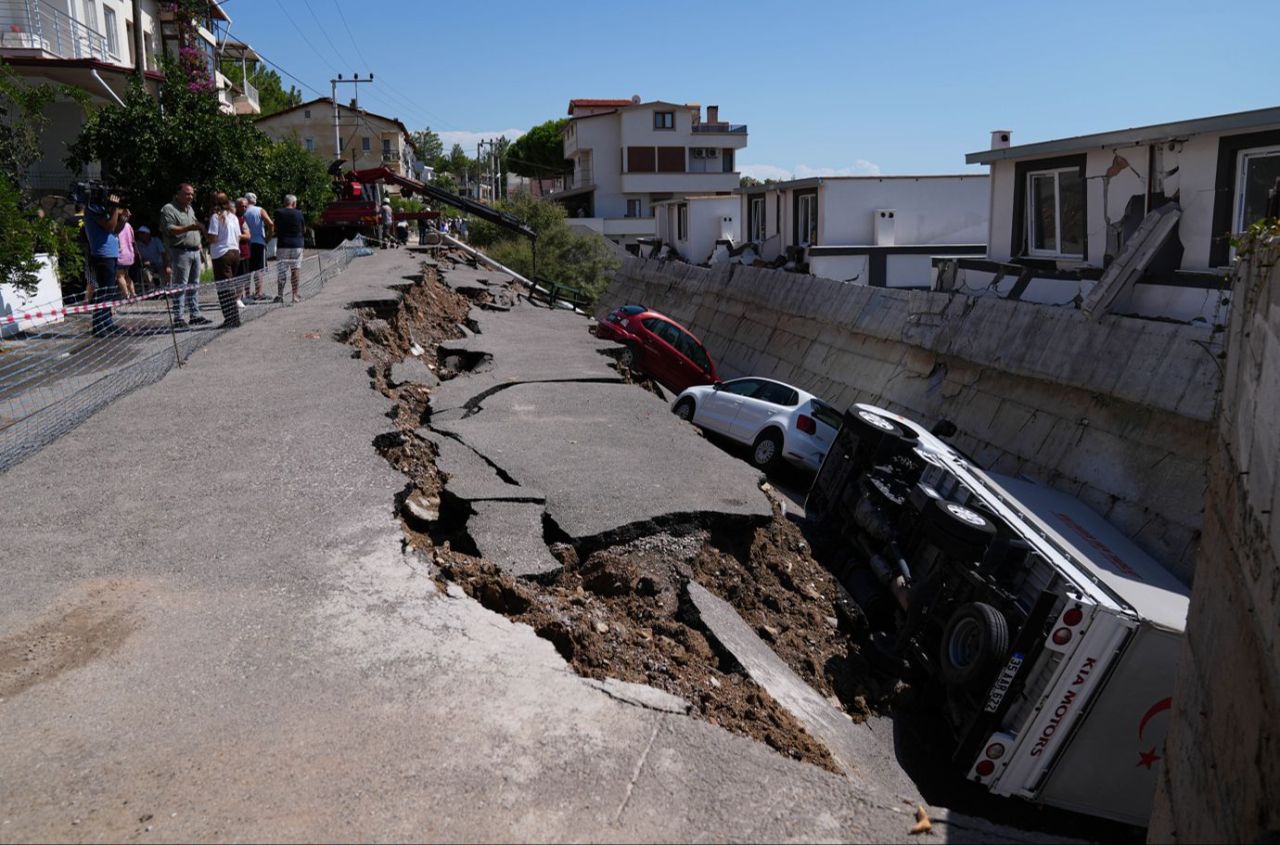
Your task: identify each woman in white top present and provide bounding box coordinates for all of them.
[206,192,248,328]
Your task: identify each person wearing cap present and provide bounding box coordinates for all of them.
[242,191,274,299]
[379,201,394,249]
[136,224,168,295]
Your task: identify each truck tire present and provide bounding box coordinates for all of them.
[939,602,1009,686]
[849,408,913,442]
[921,497,998,548]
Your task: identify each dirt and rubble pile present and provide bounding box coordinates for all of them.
[351,253,886,774]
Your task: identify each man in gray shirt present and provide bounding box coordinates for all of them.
[161,183,209,326]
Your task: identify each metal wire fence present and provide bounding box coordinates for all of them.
[0,239,366,473]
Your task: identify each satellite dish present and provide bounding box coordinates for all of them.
[631,95,641,103]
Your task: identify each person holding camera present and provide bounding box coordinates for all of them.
[84,193,123,337]
[161,183,210,327]
[206,192,248,328]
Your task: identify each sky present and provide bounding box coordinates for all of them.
[227,0,1278,179]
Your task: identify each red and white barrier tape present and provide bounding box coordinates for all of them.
[1,284,200,327]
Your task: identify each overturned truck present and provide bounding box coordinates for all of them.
[806,404,1189,826]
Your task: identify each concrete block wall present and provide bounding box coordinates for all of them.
[603,259,1223,580]
[1149,239,1280,842]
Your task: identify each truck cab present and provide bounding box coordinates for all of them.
[806,403,1189,825]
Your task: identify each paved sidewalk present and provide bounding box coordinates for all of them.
[0,251,1041,843]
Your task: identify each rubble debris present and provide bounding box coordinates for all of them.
[350,251,887,774]
[909,804,933,836]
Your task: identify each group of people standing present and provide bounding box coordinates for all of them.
[81,183,307,336]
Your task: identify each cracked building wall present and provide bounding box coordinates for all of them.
[603,258,1223,581]
[1148,238,1280,842]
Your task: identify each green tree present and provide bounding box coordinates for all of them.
[0,63,85,293]
[506,118,570,179]
[468,193,618,302]
[220,62,301,117]
[69,63,330,227]
[445,143,471,175]
[411,128,443,166]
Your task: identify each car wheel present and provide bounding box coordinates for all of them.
[673,397,695,421]
[618,343,638,370]
[938,602,1009,686]
[750,429,783,471]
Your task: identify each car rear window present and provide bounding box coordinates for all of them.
[811,400,843,430]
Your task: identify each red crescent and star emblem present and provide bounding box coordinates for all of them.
[1136,697,1172,769]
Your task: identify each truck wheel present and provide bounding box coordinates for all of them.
[850,408,911,441]
[921,497,998,548]
[939,602,1009,686]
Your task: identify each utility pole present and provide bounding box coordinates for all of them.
[330,73,374,164]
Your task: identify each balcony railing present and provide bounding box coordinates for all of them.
[0,0,115,64]
[237,77,258,110]
[692,122,748,134]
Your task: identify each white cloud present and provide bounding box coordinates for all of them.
[437,128,527,151]
[739,159,882,181]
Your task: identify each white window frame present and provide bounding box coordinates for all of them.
[654,111,675,130]
[1026,167,1085,258]
[677,204,688,240]
[1233,145,1280,236]
[626,198,642,218]
[797,193,817,245]
[750,197,765,242]
[102,5,119,58]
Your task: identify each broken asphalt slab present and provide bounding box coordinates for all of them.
[388,354,440,388]
[429,300,623,419]
[418,429,543,503]
[467,500,563,578]
[432,380,772,544]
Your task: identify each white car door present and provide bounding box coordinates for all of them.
[699,379,762,436]
[730,381,795,441]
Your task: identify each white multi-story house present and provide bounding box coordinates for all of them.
[0,0,256,194]
[556,96,748,247]
[955,106,1280,322]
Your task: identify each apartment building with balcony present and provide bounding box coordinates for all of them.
[255,98,420,195]
[554,96,748,246]
[1,0,255,194]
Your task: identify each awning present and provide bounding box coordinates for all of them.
[545,185,595,203]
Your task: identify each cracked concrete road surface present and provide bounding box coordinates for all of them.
[0,250,1072,843]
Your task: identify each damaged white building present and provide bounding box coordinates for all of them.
[953,106,1280,323]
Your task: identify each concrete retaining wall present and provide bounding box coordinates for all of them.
[1149,239,1280,841]
[602,259,1223,580]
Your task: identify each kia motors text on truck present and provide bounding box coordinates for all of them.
[806,403,1189,825]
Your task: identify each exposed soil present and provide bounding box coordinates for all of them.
[350,254,885,774]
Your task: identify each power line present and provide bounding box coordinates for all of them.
[303,1,355,70]
[270,0,340,76]
[252,48,327,100]
[332,0,373,70]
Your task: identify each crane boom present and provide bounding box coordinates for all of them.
[347,167,536,241]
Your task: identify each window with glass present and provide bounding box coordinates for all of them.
[304,137,315,152]
[797,193,817,245]
[103,6,119,57]
[719,378,764,397]
[304,109,312,118]
[1234,146,1280,234]
[626,198,642,218]
[1026,167,1085,257]
[750,197,765,241]
[654,111,675,130]
[382,138,392,156]
[677,332,711,372]
[362,137,371,152]
[677,204,688,240]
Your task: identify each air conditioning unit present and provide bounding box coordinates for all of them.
[691,148,705,159]
[874,209,896,246]
[706,148,719,157]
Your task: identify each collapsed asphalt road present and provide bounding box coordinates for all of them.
[346,249,1096,843]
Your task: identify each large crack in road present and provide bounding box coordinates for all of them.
[343,252,890,776]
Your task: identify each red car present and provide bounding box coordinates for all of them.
[597,305,719,392]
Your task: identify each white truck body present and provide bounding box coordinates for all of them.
[857,404,1189,825]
